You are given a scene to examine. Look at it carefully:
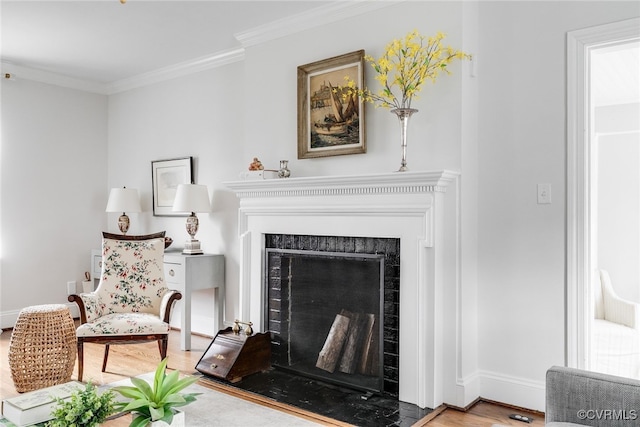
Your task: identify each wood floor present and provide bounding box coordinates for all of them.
[0,327,545,426]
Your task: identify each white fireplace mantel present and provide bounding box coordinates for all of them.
[226,170,460,409]
[226,170,459,198]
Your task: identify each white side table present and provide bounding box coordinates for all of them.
[163,252,225,350]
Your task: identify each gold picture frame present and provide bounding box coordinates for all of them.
[297,50,366,159]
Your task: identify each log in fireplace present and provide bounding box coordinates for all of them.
[264,234,400,395]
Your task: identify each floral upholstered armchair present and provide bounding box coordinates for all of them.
[68,231,181,381]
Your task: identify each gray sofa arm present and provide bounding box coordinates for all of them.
[546,366,640,426]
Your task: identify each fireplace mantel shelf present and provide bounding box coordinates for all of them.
[225,169,459,198]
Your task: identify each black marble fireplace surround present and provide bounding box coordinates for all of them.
[265,233,401,396]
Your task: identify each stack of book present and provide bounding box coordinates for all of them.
[1,381,84,427]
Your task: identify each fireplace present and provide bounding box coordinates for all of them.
[226,170,459,409]
[265,234,400,395]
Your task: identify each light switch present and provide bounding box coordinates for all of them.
[537,183,551,204]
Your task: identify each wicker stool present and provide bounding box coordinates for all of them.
[9,304,77,392]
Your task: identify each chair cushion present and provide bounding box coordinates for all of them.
[76,312,170,337]
[96,235,167,315]
[592,319,640,378]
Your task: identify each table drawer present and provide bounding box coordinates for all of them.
[164,262,184,289]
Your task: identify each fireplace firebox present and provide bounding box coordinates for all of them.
[265,234,400,396]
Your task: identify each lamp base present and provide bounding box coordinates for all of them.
[182,239,203,255]
[118,213,130,234]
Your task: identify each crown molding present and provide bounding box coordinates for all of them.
[3,1,402,94]
[1,61,109,95]
[106,48,245,94]
[1,48,245,95]
[235,0,402,48]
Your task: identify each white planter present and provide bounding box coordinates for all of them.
[138,410,185,427]
[151,411,185,427]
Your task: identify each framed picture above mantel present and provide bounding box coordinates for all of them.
[151,156,193,216]
[297,50,366,159]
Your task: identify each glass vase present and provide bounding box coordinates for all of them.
[278,160,291,178]
[391,108,418,172]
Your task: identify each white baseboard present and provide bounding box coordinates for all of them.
[448,369,544,412]
[478,369,545,412]
[452,370,481,408]
[1,303,80,330]
[1,308,21,329]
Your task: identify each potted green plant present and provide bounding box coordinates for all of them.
[47,382,116,427]
[111,358,200,427]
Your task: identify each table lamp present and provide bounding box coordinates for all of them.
[105,187,141,234]
[172,184,210,255]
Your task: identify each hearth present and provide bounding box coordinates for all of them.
[200,368,433,426]
[264,234,400,396]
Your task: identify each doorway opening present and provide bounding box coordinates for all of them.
[590,40,640,378]
[567,18,640,375]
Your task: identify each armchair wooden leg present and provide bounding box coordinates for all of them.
[102,344,110,372]
[77,339,84,382]
[159,336,168,360]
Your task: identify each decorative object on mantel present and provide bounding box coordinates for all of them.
[106,187,141,234]
[393,108,418,172]
[297,50,366,159]
[248,157,264,171]
[172,184,210,255]
[241,157,280,180]
[278,160,291,178]
[151,157,193,216]
[241,170,279,180]
[341,30,470,171]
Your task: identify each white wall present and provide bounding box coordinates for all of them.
[105,1,472,338]
[241,2,466,176]
[106,66,243,336]
[0,77,107,325]
[477,1,639,409]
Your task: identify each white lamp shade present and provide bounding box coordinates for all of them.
[172,184,211,213]
[105,188,141,213]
